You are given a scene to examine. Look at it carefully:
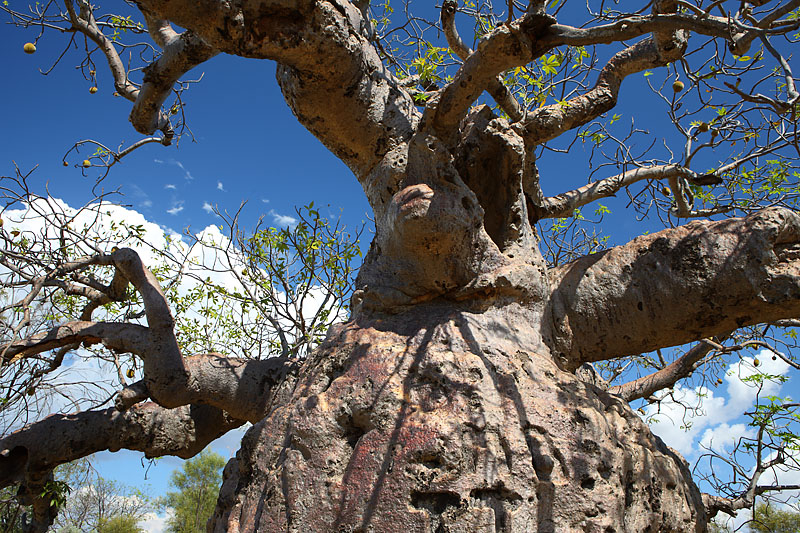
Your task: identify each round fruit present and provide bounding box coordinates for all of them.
[26,387,35,396]
[672,80,684,92]
[113,92,120,97]
[89,86,98,94]
[716,378,723,385]
[711,129,718,138]
[698,122,709,133]
[89,69,95,76]
[661,186,671,197]
[772,355,777,361]
[127,368,135,378]
[23,42,36,54]
[62,160,69,167]
[82,160,91,168]
[753,358,760,367]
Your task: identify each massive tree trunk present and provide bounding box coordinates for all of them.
[211,306,707,532]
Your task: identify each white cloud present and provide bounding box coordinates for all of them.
[167,202,184,216]
[164,184,177,190]
[202,202,214,214]
[646,351,791,458]
[217,181,225,192]
[141,199,153,208]
[261,198,270,204]
[699,423,755,455]
[141,509,172,533]
[268,209,298,228]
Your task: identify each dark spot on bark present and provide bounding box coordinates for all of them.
[461,196,473,210]
[637,301,643,311]
[581,477,596,490]
[470,486,522,531]
[410,490,461,515]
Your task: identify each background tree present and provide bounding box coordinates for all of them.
[749,501,800,533]
[159,451,226,533]
[1,0,800,532]
[95,514,145,533]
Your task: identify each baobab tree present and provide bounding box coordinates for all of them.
[1,0,800,532]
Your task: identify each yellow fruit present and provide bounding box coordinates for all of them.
[637,407,646,415]
[753,358,760,367]
[126,368,135,378]
[0,218,3,227]
[698,122,709,133]
[170,105,179,114]
[89,70,95,76]
[82,160,91,168]
[89,86,98,94]
[716,378,723,385]
[23,42,36,54]
[672,80,684,92]
[661,186,671,197]
[113,92,120,97]
[62,161,69,167]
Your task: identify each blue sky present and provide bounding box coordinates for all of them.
[1,3,799,531]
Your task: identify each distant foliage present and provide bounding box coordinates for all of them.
[160,450,226,533]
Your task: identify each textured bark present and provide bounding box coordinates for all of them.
[210,306,707,532]
[548,208,800,370]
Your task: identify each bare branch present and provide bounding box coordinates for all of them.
[609,335,728,402]
[440,0,523,122]
[0,321,150,365]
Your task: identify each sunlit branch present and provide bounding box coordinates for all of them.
[519,37,682,147]
[609,335,728,402]
[0,321,150,365]
[549,208,800,370]
[129,29,218,137]
[440,0,523,122]
[537,164,689,219]
[0,403,243,489]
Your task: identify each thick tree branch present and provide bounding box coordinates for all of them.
[0,321,150,365]
[129,30,218,137]
[548,208,800,370]
[440,0,523,122]
[182,354,300,422]
[609,335,728,402]
[134,0,418,179]
[432,12,556,140]
[519,37,683,147]
[537,164,688,219]
[0,403,242,494]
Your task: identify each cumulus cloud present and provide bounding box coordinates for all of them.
[268,209,298,228]
[646,352,791,458]
[164,184,177,190]
[202,202,214,214]
[167,202,184,216]
[217,181,225,192]
[141,509,173,533]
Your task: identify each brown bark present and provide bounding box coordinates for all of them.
[548,208,800,370]
[210,306,707,532]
